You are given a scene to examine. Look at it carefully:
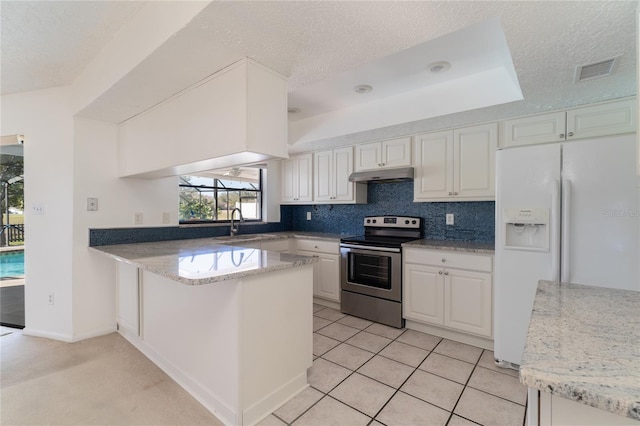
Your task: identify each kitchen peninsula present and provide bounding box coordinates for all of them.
[520,280,640,426]
[91,238,317,426]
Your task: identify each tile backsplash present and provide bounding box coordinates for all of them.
[281,181,495,243]
[90,181,494,246]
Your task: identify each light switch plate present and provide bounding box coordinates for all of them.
[306,212,312,221]
[32,203,45,215]
[134,212,143,225]
[446,213,455,225]
[161,212,170,224]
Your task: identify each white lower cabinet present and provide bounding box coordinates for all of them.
[536,391,640,426]
[295,239,340,303]
[403,248,493,340]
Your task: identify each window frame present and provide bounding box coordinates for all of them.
[178,170,263,225]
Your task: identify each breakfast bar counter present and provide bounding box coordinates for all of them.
[92,237,316,426]
[520,280,640,425]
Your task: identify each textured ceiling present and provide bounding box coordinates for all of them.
[1,1,637,151]
[0,1,145,95]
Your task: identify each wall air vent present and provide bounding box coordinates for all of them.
[574,57,618,83]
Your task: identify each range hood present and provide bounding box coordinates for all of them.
[348,167,414,183]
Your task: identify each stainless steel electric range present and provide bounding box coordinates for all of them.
[340,216,422,328]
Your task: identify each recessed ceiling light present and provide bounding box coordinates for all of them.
[354,85,373,94]
[288,107,301,114]
[428,61,451,73]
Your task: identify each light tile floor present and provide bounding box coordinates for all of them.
[260,305,527,426]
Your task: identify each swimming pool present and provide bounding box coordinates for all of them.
[0,251,24,278]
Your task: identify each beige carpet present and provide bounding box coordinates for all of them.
[1,329,224,425]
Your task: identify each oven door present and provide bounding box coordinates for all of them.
[340,244,402,302]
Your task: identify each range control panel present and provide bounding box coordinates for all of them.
[363,216,422,229]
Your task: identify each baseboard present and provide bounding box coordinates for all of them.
[22,328,74,342]
[71,325,117,342]
[243,374,308,426]
[118,330,238,426]
[313,297,339,310]
[405,320,494,350]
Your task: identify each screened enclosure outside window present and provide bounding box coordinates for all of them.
[179,167,262,223]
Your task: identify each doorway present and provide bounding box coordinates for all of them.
[1,134,25,328]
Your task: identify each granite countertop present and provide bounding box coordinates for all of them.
[520,280,640,421]
[402,239,495,254]
[90,237,317,285]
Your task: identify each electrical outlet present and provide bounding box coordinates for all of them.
[87,197,98,211]
[446,213,455,225]
[32,203,45,215]
[134,212,143,225]
[306,212,312,221]
[48,292,54,305]
[161,212,170,224]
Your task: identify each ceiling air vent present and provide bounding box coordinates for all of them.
[574,57,618,83]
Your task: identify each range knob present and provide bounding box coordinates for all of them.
[405,220,410,224]
[412,220,417,225]
[372,219,377,224]
[366,219,371,223]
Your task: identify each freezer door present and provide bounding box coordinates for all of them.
[495,144,561,365]
[561,135,639,290]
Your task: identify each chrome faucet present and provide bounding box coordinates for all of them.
[230,208,244,237]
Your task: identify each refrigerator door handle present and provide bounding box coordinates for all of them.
[551,179,561,281]
[561,179,572,282]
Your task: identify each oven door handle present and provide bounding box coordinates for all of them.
[339,244,401,253]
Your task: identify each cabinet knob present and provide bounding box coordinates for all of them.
[314,245,318,249]
[441,258,446,262]
[444,271,449,276]
[559,133,565,139]
[448,192,453,196]
[453,192,458,196]
[567,132,574,137]
[439,271,443,275]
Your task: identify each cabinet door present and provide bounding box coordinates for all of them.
[403,263,444,325]
[381,137,412,168]
[333,147,354,202]
[354,142,381,171]
[296,154,313,202]
[281,158,297,203]
[444,269,492,337]
[501,112,566,148]
[314,150,333,202]
[567,98,636,140]
[454,123,497,199]
[413,131,454,201]
[299,251,340,302]
[117,262,140,336]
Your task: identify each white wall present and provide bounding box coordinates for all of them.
[71,118,177,339]
[1,87,75,340]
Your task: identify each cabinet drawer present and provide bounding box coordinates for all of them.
[296,239,339,254]
[404,248,492,272]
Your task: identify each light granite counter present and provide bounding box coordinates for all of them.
[91,237,317,285]
[402,239,495,254]
[520,280,640,421]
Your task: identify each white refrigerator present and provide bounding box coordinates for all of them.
[494,134,639,367]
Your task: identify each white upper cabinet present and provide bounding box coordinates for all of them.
[354,137,412,171]
[414,123,497,202]
[501,98,636,149]
[281,153,313,204]
[314,147,367,204]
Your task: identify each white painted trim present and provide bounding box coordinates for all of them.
[118,330,238,426]
[22,328,74,342]
[71,325,118,342]
[243,375,308,426]
[313,297,340,310]
[405,319,493,350]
